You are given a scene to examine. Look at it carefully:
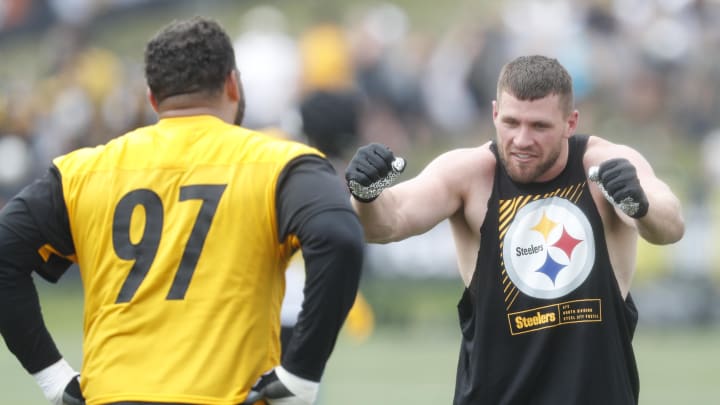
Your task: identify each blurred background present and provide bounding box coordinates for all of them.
[0,0,719,403]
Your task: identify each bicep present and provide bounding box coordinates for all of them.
[0,168,70,373]
[276,155,354,242]
[586,138,657,186]
[0,166,75,282]
[596,143,672,200]
[621,148,684,243]
[357,146,494,243]
[389,165,461,234]
[587,139,680,231]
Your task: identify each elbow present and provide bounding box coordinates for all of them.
[320,215,365,277]
[644,215,685,245]
[667,217,685,244]
[664,209,686,244]
[359,214,405,244]
[363,225,396,244]
[641,197,685,245]
[333,228,365,275]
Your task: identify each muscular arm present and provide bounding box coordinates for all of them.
[585,137,684,245]
[0,166,74,373]
[351,148,478,243]
[352,144,495,243]
[276,155,364,381]
[634,164,684,244]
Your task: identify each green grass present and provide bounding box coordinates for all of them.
[324,325,720,405]
[634,327,720,405]
[1,281,719,404]
[323,327,461,404]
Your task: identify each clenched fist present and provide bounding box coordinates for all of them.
[345,143,405,202]
[589,158,649,218]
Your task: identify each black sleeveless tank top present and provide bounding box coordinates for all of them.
[454,135,639,404]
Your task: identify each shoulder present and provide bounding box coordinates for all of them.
[225,127,325,170]
[250,128,324,159]
[419,142,496,198]
[583,135,648,169]
[427,141,495,176]
[52,144,110,177]
[52,126,157,175]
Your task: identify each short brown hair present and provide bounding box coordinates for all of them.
[497,55,574,116]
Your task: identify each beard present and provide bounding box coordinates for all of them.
[497,141,562,184]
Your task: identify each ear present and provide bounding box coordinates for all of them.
[565,109,579,137]
[492,100,499,121]
[226,70,240,102]
[148,88,159,112]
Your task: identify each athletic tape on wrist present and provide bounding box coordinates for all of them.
[349,157,405,202]
[276,366,319,404]
[32,358,78,405]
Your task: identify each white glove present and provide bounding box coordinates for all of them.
[243,366,319,405]
[31,358,79,405]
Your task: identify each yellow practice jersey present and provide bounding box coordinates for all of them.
[53,115,323,405]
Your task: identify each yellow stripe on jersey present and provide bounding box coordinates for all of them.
[37,243,77,263]
[53,115,323,405]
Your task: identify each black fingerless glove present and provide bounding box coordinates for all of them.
[594,158,649,218]
[345,143,404,202]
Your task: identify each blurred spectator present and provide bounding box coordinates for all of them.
[298,15,355,93]
[349,2,429,149]
[233,5,300,132]
[0,134,32,204]
[0,0,717,299]
[422,24,487,135]
[466,19,510,120]
[299,89,361,162]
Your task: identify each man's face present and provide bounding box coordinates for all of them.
[493,91,577,183]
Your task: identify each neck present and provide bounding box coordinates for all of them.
[155,93,231,123]
[157,106,221,120]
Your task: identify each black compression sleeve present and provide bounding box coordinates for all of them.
[276,155,365,381]
[281,209,364,381]
[0,266,61,373]
[276,155,350,240]
[0,167,73,373]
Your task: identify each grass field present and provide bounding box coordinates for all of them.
[1,281,718,404]
[323,326,720,405]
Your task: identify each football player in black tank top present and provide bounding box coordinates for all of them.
[345,55,684,404]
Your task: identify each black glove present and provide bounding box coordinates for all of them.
[345,143,405,202]
[62,376,85,405]
[241,368,318,405]
[591,158,649,218]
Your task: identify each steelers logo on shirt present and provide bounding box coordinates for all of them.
[503,197,594,299]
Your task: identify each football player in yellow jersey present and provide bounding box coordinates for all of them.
[0,17,364,405]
